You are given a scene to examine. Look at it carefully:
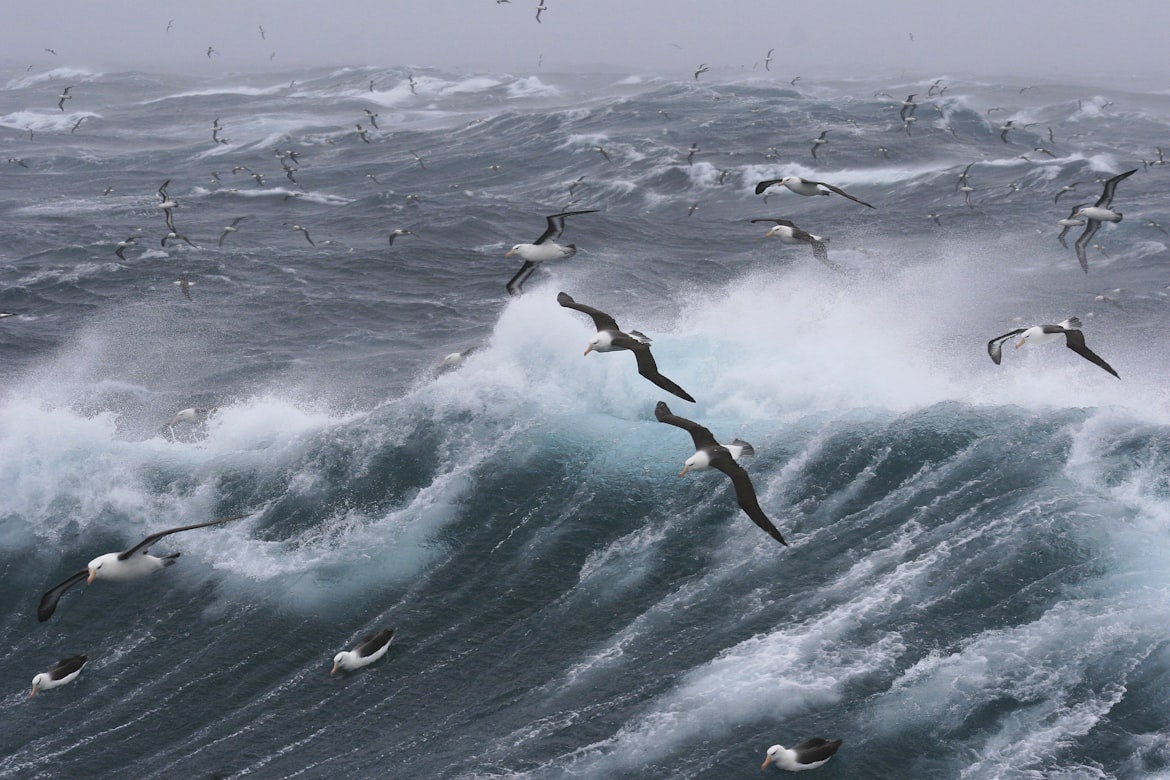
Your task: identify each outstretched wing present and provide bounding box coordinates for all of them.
[630,344,695,402]
[38,569,88,622]
[534,209,599,244]
[358,628,395,657]
[1063,330,1120,378]
[712,457,788,546]
[750,217,797,227]
[754,179,783,195]
[807,179,876,209]
[1074,220,1101,274]
[118,513,251,560]
[506,260,539,297]
[655,401,717,449]
[987,329,1026,364]
[1096,168,1137,208]
[557,291,621,332]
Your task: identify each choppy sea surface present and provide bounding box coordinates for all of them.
[2,63,1170,779]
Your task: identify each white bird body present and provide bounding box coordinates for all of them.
[1073,205,1122,223]
[331,629,395,675]
[504,241,575,262]
[31,655,88,696]
[762,738,843,771]
[87,550,173,583]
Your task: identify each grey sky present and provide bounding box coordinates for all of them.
[3,0,1169,79]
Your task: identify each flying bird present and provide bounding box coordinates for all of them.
[751,217,835,269]
[762,738,843,771]
[755,176,875,209]
[218,216,247,247]
[292,224,316,246]
[1071,169,1137,273]
[810,130,829,160]
[557,292,695,403]
[57,86,72,111]
[331,629,395,675]
[654,401,787,546]
[114,236,138,260]
[503,210,598,296]
[1056,203,1087,249]
[694,63,709,80]
[986,317,1119,378]
[37,513,252,621]
[388,228,413,246]
[764,48,774,71]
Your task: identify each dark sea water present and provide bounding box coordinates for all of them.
[2,63,1170,779]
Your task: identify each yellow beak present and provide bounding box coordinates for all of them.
[330,662,340,676]
[584,344,593,356]
[678,465,689,477]
[504,249,515,257]
[761,754,773,770]
[86,568,97,584]
[1015,338,1026,349]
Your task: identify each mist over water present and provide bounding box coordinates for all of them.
[2,62,1170,779]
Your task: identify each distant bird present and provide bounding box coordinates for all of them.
[1056,203,1087,249]
[594,145,612,162]
[762,738,843,771]
[161,231,196,248]
[44,48,58,56]
[37,513,252,621]
[363,109,379,129]
[173,277,194,301]
[258,25,266,39]
[877,146,890,159]
[927,213,943,226]
[206,46,218,58]
[1071,168,1137,273]
[1145,219,1169,235]
[504,210,598,295]
[70,116,85,133]
[927,78,944,96]
[408,73,418,95]
[7,157,29,168]
[654,401,787,546]
[687,202,700,217]
[331,629,395,675]
[658,109,672,121]
[219,217,247,247]
[752,217,835,269]
[567,175,586,196]
[694,63,709,80]
[57,86,72,111]
[987,316,1118,378]
[1054,182,1084,204]
[164,407,211,439]
[999,120,1014,143]
[166,20,173,32]
[558,292,694,402]
[355,124,370,143]
[535,0,547,23]
[790,76,801,87]
[30,656,88,697]
[899,93,917,121]
[388,228,413,246]
[157,179,178,230]
[755,176,875,209]
[409,150,427,169]
[686,142,699,165]
[810,130,829,160]
[1033,147,1057,158]
[292,224,316,246]
[114,236,138,260]
[764,48,774,71]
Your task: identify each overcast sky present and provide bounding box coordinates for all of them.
[3,0,1169,80]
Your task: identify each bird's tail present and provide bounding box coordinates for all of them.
[729,438,755,458]
[1063,316,1083,330]
[161,553,180,567]
[563,243,577,257]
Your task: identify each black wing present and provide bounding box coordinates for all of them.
[1096,168,1137,208]
[158,179,170,201]
[754,179,783,195]
[357,628,395,657]
[506,260,539,296]
[711,457,788,546]
[629,344,695,402]
[654,401,717,449]
[750,218,798,228]
[1074,220,1101,274]
[987,329,1026,365]
[38,569,88,622]
[793,738,843,763]
[1063,330,1120,378]
[533,209,599,244]
[50,655,88,679]
[557,291,621,332]
[118,513,251,560]
[807,179,876,209]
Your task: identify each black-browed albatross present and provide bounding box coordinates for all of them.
[331,629,395,675]
[762,738,843,771]
[30,655,88,696]
[1071,169,1137,273]
[504,210,597,296]
[557,292,694,402]
[654,401,787,545]
[751,217,836,269]
[986,317,1119,378]
[37,513,252,621]
[754,176,875,209]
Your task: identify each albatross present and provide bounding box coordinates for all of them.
[986,317,1119,378]
[30,655,88,697]
[37,513,251,621]
[331,629,395,675]
[754,176,875,209]
[1071,169,1137,273]
[504,210,598,296]
[557,292,694,402]
[762,738,843,771]
[751,217,837,269]
[654,401,787,545]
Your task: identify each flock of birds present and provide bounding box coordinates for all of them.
[11,46,1166,773]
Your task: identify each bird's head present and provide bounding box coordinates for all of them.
[30,674,46,697]
[505,245,521,257]
[762,745,784,770]
[330,653,346,676]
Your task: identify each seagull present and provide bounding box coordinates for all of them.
[558,292,695,403]
[751,218,835,268]
[388,228,413,246]
[37,513,252,621]
[114,236,138,260]
[762,739,843,771]
[173,277,194,301]
[654,401,786,545]
[331,629,395,675]
[694,63,709,80]
[503,210,598,296]
[754,176,875,209]
[57,86,72,111]
[1072,169,1137,273]
[219,217,247,247]
[987,317,1118,378]
[30,656,88,697]
[810,130,829,160]
[1056,203,1087,249]
[292,224,316,246]
[764,48,774,71]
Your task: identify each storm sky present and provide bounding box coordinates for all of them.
[2,0,1169,80]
